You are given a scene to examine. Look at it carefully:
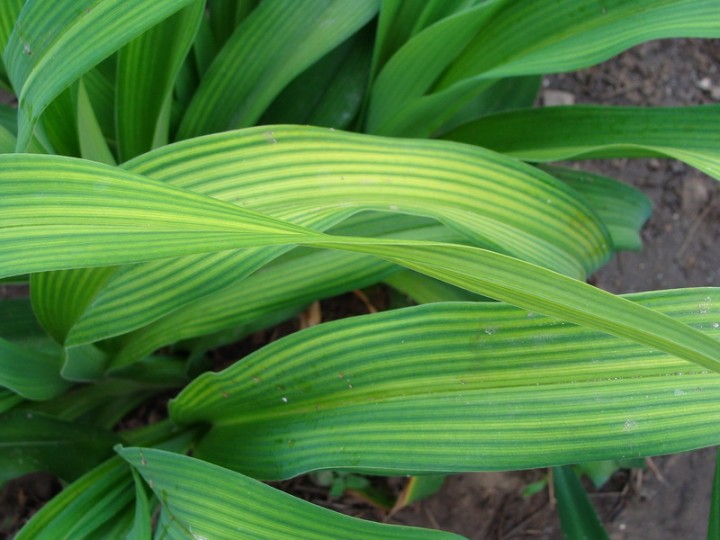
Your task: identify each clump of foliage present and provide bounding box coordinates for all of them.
[1,1,719,538]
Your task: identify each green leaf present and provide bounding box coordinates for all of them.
[542,165,652,252]
[170,289,720,479]
[260,26,374,130]
[368,0,720,136]
[444,105,720,181]
[710,447,720,540]
[366,1,501,135]
[0,298,68,400]
[22,356,185,429]
[0,0,23,86]
[0,337,69,400]
[208,0,259,51]
[0,1,22,49]
[177,0,379,138]
[0,389,23,414]
[393,475,446,513]
[40,84,81,157]
[437,75,542,135]
[14,457,134,540]
[108,215,454,369]
[32,267,116,344]
[0,410,121,484]
[0,103,17,133]
[4,0,198,150]
[554,466,609,540]
[2,145,720,373]
[36,125,612,348]
[574,459,644,489]
[120,446,463,539]
[128,468,152,540]
[83,63,117,147]
[369,0,475,82]
[116,1,204,161]
[384,270,484,304]
[0,122,15,153]
[77,79,116,165]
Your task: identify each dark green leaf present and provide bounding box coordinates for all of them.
[0,410,121,484]
[554,466,609,540]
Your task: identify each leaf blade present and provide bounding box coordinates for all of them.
[120,446,463,539]
[170,290,720,479]
[4,0,197,150]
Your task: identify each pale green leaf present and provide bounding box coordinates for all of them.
[46,126,611,347]
[1,148,720,372]
[107,215,456,369]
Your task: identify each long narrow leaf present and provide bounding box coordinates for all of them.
[14,457,134,540]
[444,105,720,181]
[2,149,720,372]
[554,466,609,540]
[108,216,456,369]
[0,389,23,414]
[48,126,611,346]
[0,298,68,400]
[543,165,652,251]
[120,446,462,539]
[710,448,720,540]
[116,1,204,161]
[77,79,115,165]
[369,0,720,136]
[0,411,121,485]
[178,0,378,138]
[4,0,197,150]
[171,290,720,479]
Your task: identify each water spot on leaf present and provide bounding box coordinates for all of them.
[623,419,637,432]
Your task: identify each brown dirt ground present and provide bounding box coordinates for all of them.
[1,38,719,539]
